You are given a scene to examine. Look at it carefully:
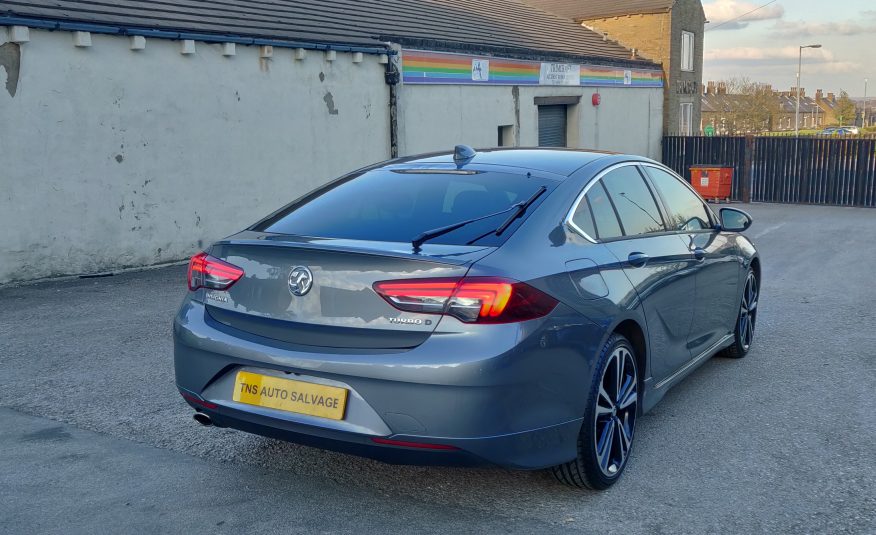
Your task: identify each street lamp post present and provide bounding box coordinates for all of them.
[865,78,869,128]
[796,44,822,136]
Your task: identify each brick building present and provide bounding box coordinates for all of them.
[525,0,706,135]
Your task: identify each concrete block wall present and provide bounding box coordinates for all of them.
[0,28,390,283]
[398,84,663,160]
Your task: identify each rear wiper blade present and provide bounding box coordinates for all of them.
[411,186,548,253]
[493,186,547,236]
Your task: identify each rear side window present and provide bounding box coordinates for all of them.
[601,166,665,236]
[645,167,712,231]
[586,182,623,240]
[570,196,597,239]
[253,169,556,246]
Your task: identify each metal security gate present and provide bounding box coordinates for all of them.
[538,105,567,147]
[662,135,876,208]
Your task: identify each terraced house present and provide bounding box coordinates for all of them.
[0,0,664,283]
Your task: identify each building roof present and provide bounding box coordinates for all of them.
[0,0,656,66]
[522,0,676,21]
[701,93,821,114]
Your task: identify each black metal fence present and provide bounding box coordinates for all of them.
[662,135,876,208]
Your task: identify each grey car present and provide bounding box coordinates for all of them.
[174,146,760,489]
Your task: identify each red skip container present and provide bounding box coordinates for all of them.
[690,166,733,201]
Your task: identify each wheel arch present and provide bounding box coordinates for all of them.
[611,318,648,394]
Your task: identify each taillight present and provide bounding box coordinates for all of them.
[373,277,558,324]
[187,252,244,291]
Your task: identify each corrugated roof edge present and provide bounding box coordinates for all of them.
[388,36,661,70]
[0,15,392,54]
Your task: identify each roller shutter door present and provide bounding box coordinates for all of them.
[538,105,567,147]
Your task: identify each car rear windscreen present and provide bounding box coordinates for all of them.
[253,169,557,247]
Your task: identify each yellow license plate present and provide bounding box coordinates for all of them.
[232,371,348,420]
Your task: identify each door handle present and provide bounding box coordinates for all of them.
[627,252,649,267]
[692,247,706,261]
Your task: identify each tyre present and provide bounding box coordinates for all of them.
[552,333,638,490]
[721,269,759,359]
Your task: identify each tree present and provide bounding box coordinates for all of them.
[835,91,857,126]
[718,77,781,134]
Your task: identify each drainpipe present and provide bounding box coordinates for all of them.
[384,44,401,158]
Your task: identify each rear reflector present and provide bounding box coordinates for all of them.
[180,391,218,410]
[187,252,244,291]
[371,437,459,450]
[373,277,557,324]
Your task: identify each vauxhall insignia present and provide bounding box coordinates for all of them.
[287,266,313,296]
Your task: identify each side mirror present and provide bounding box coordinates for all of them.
[719,208,753,232]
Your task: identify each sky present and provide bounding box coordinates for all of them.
[702,0,875,97]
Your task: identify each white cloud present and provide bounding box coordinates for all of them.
[771,12,876,37]
[805,61,861,74]
[705,0,785,30]
[705,46,834,61]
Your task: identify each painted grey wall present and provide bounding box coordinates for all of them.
[397,84,663,159]
[0,29,390,283]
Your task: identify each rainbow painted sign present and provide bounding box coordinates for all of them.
[402,50,663,88]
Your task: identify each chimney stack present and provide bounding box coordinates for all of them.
[717,82,727,95]
[706,81,716,95]
[827,92,836,102]
[816,89,824,101]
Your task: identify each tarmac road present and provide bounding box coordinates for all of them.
[1,203,874,534]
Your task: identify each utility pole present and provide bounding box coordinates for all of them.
[796,44,822,136]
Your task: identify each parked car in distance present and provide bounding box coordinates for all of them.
[822,126,860,136]
[174,146,761,490]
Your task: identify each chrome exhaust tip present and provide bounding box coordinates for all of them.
[193,412,213,426]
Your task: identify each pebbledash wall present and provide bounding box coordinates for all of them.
[0,27,391,283]
[397,49,664,157]
[0,28,663,284]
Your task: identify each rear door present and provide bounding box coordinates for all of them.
[573,164,698,381]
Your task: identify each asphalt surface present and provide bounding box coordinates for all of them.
[1,203,874,534]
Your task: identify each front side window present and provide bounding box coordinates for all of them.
[601,166,665,236]
[645,167,712,231]
[681,31,694,72]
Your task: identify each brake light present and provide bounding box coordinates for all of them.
[373,277,557,324]
[187,252,244,291]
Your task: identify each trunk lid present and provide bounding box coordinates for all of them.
[203,232,493,349]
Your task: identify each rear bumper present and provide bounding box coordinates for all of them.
[173,299,604,469]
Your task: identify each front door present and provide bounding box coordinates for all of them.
[642,166,741,357]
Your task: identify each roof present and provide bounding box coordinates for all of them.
[701,93,821,114]
[393,148,618,176]
[0,0,655,65]
[521,0,676,21]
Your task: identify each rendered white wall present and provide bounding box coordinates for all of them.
[0,29,390,283]
[397,84,663,159]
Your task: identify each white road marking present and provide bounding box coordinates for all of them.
[753,222,787,239]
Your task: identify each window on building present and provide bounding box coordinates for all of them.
[497,125,514,147]
[679,103,693,135]
[681,31,695,72]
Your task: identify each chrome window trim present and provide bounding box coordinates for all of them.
[564,161,643,243]
[565,161,717,243]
